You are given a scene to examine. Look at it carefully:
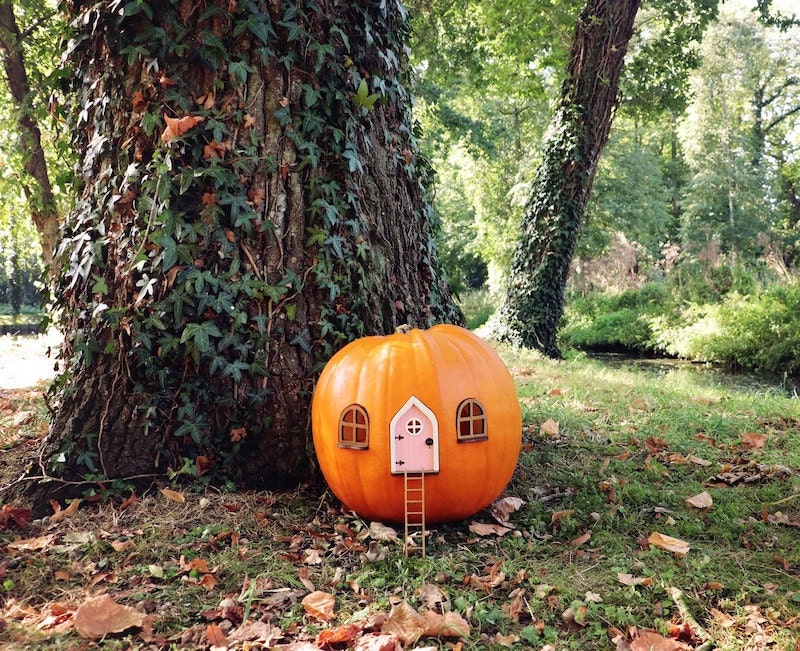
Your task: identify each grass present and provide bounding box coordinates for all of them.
[1,346,799,650]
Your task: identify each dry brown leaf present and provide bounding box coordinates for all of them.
[617,573,653,587]
[50,498,80,522]
[685,491,713,509]
[491,632,520,647]
[0,504,32,530]
[302,590,336,621]
[119,491,138,510]
[416,583,450,611]
[381,601,426,645]
[490,496,525,523]
[367,521,399,541]
[688,455,711,466]
[741,432,768,450]
[159,487,185,503]
[710,607,737,628]
[571,531,591,547]
[648,532,690,557]
[421,610,471,639]
[468,521,512,536]
[645,436,669,453]
[73,594,144,639]
[161,114,204,142]
[7,534,57,551]
[316,624,362,646]
[502,589,525,621]
[198,573,218,591]
[551,509,575,527]
[352,633,403,651]
[206,623,228,647]
[540,419,560,436]
[631,630,691,650]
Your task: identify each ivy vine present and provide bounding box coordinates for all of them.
[50,0,457,488]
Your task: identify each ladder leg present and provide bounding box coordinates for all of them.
[403,472,426,556]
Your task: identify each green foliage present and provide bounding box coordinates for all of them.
[653,283,800,374]
[561,282,673,352]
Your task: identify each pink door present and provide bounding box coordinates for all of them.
[390,397,439,474]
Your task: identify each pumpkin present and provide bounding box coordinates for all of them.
[311,324,522,524]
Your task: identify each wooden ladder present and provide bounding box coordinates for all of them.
[403,472,426,556]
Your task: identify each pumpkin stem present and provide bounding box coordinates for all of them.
[395,324,413,334]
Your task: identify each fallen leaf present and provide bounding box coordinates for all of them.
[685,491,713,509]
[648,532,690,557]
[469,521,512,536]
[551,509,575,527]
[540,419,560,436]
[741,432,767,450]
[206,623,228,647]
[617,573,653,587]
[353,632,403,651]
[0,505,31,530]
[421,609,471,638]
[631,629,691,650]
[119,491,138,510]
[490,496,525,523]
[50,498,80,522]
[571,531,591,547]
[416,583,450,612]
[159,487,185,503]
[381,601,427,645]
[7,534,57,551]
[198,573,218,591]
[491,632,520,647]
[688,455,711,466]
[645,436,669,453]
[73,594,144,639]
[317,624,362,646]
[302,590,335,621]
[367,521,399,541]
[161,114,204,142]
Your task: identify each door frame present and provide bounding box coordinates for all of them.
[389,396,440,474]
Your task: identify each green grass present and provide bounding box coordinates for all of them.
[1,346,799,649]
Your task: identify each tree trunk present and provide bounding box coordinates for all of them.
[0,0,60,271]
[23,0,460,512]
[499,0,640,357]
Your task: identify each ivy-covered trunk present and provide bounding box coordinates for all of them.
[499,0,640,357]
[26,0,460,510]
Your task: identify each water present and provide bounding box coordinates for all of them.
[586,352,800,397]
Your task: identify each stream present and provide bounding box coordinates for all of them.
[586,352,800,397]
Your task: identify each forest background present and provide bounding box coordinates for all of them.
[1,0,800,374]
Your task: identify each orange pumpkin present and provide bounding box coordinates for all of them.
[311,324,521,524]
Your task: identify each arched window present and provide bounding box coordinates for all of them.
[457,399,487,442]
[339,404,369,449]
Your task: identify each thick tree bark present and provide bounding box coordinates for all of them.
[499,0,640,357]
[0,0,60,271]
[23,0,460,512]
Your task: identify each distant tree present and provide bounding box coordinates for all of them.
[679,12,800,260]
[0,0,64,271]
[498,0,641,357]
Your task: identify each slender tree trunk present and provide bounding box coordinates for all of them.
[499,0,640,356]
[0,0,60,271]
[23,0,460,512]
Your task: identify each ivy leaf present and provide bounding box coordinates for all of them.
[352,79,379,110]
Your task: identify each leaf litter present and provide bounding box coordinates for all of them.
[2,356,800,649]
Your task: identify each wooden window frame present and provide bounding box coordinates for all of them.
[456,399,487,442]
[338,404,369,449]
